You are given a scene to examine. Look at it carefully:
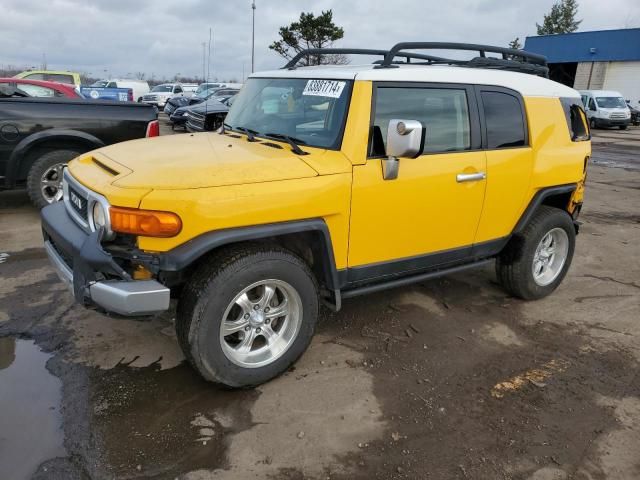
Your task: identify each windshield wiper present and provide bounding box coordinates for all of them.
[264,133,309,155]
[236,126,260,142]
[219,122,232,135]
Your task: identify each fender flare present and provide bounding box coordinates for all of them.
[157,218,343,290]
[4,129,104,186]
[512,183,577,234]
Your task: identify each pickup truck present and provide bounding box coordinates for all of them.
[79,86,133,102]
[0,96,159,207]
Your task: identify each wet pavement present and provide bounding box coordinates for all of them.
[0,126,639,479]
[0,338,65,480]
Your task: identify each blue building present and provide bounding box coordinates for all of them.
[524,28,640,105]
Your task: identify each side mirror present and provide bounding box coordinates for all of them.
[383,119,424,180]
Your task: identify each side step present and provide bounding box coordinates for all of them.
[341,259,493,300]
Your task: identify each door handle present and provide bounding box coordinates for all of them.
[456,172,486,183]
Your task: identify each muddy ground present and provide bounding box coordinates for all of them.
[1,124,639,480]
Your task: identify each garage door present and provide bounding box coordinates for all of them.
[604,61,640,106]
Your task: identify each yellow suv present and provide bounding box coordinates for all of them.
[41,43,590,387]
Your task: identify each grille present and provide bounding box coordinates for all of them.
[610,113,626,119]
[143,95,157,101]
[68,186,88,221]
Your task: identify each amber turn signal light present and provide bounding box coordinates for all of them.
[109,206,182,238]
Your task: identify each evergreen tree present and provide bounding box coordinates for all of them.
[269,10,346,66]
[536,0,582,35]
[509,37,523,49]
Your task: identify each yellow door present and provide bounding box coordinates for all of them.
[347,84,487,277]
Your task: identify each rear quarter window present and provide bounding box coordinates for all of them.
[560,98,590,142]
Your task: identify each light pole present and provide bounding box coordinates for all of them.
[251,0,256,73]
[202,42,206,82]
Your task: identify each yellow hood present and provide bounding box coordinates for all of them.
[92,133,320,190]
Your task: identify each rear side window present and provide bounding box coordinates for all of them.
[560,98,590,142]
[45,74,74,84]
[371,87,471,156]
[481,91,526,149]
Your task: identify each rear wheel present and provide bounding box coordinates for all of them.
[176,245,319,387]
[496,206,575,300]
[26,149,80,209]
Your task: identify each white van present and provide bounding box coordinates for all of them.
[99,79,150,102]
[579,90,631,130]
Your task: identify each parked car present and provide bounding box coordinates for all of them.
[0,78,81,98]
[40,42,590,388]
[184,98,230,132]
[626,100,640,126]
[141,83,186,109]
[166,89,239,124]
[14,70,81,86]
[579,90,631,130]
[0,97,158,207]
[193,82,242,97]
[91,79,150,102]
[181,84,199,97]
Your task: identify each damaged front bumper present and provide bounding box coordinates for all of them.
[41,202,170,316]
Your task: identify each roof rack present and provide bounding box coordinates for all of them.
[281,43,549,77]
[282,48,447,70]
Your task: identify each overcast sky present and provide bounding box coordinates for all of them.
[2,0,639,81]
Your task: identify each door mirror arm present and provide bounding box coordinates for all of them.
[382,119,424,181]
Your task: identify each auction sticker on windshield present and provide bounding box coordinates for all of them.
[303,80,346,98]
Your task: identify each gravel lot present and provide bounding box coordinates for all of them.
[1,122,638,480]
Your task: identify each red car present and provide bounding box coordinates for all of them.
[0,78,81,98]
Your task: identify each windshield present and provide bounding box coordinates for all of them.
[91,80,108,87]
[196,88,217,98]
[224,77,352,150]
[151,85,173,92]
[596,97,626,109]
[195,83,220,95]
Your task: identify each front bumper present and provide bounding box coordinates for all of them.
[169,112,188,125]
[142,99,167,108]
[41,202,170,316]
[594,117,631,127]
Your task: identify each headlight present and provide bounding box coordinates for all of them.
[92,202,107,228]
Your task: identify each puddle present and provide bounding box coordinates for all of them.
[0,338,66,480]
[89,362,259,478]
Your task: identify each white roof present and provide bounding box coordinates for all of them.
[578,90,624,97]
[251,64,580,98]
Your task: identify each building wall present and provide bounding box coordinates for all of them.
[573,62,608,90]
[604,61,640,106]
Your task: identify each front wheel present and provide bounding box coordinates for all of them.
[619,125,628,130]
[176,245,319,387]
[589,118,597,129]
[496,206,575,300]
[26,149,80,209]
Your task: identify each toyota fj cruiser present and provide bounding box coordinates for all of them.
[41,43,591,387]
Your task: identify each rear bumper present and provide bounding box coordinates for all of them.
[41,202,170,316]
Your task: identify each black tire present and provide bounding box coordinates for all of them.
[496,206,576,300]
[176,244,319,387]
[589,118,597,129]
[619,125,628,130]
[26,149,80,209]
